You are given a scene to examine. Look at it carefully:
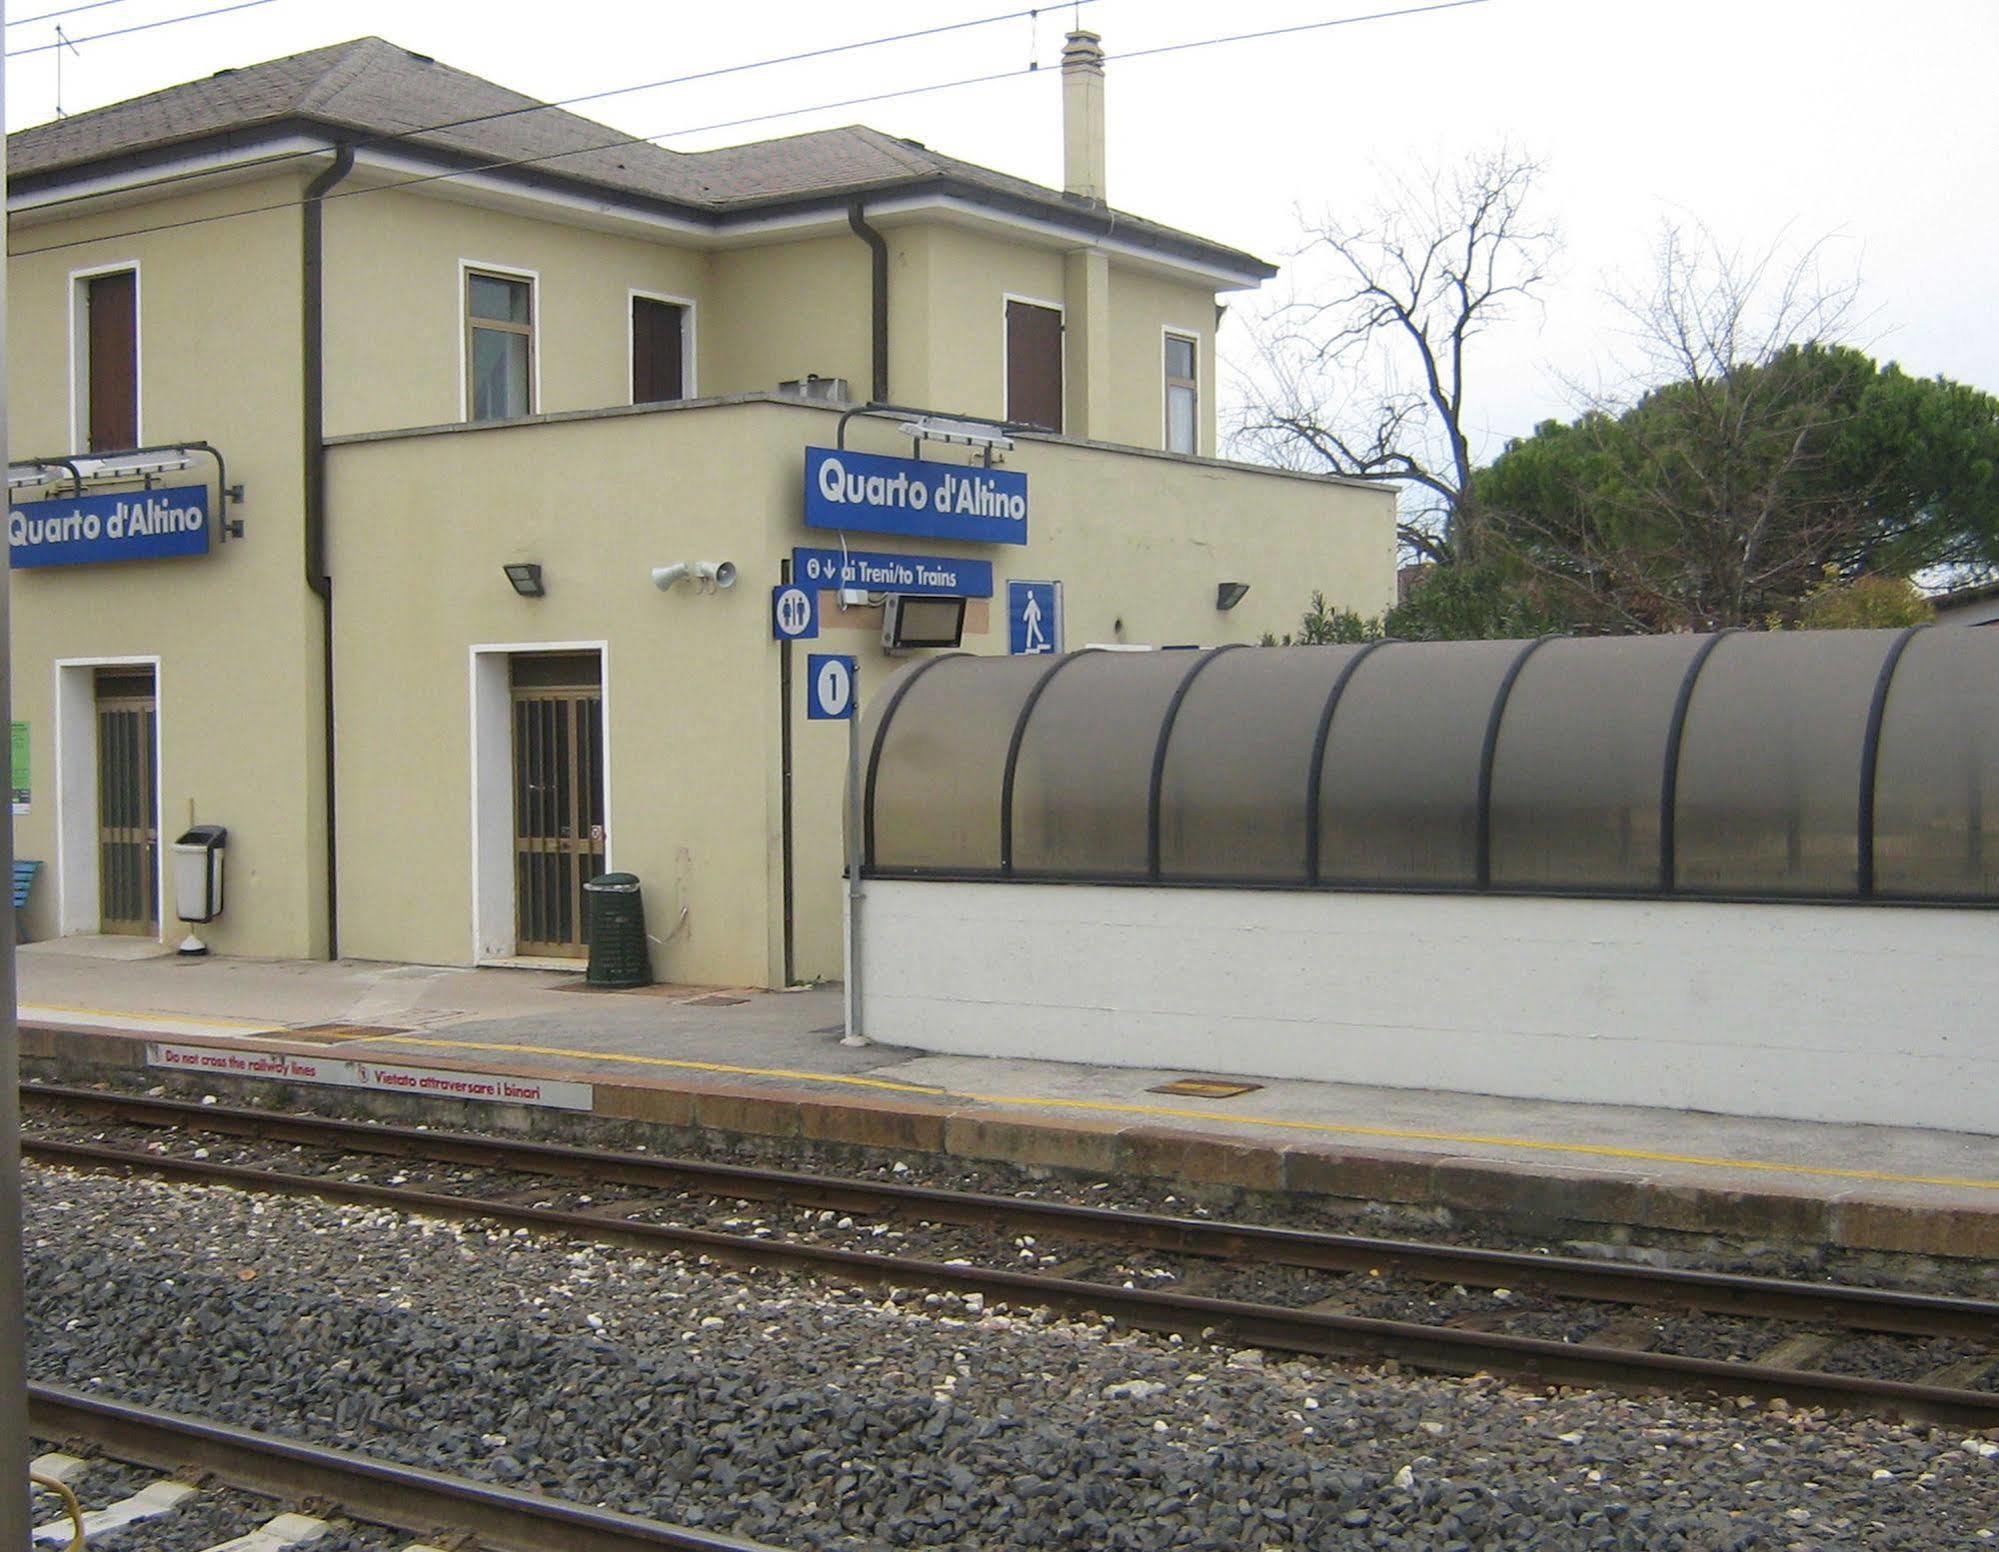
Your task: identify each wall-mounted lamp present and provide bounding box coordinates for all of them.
[1216,581,1250,611]
[651,560,738,593]
[504,562,545,598]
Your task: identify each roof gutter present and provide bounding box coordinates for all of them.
[303,141,354,959]
[847,200,889,404]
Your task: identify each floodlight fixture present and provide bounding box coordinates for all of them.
[898,415,1015,453]
[503,562,546,598]
[71,452,193,480]
[1216,582,1251,611]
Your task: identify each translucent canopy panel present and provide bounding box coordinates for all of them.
[1672,628,1901,897]
[861,628,1999,905]
[1317,639,1530,886]
[1158,645,1371,882]
[1873,626,1999,899]
[1489,634,1708,890]
[867,654,1056,872]
[1011,649,1209,877]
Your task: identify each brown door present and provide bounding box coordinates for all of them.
[87,270,138,452]
[96,668,158,936]
[632,297,687,404]
[511,654,606,957]
[1005,300,1064,432]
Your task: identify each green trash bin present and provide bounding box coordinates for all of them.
[584,872,651,988]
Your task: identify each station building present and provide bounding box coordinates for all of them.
[4,34,1394,987]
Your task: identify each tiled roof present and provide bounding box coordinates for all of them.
[9,37,1270,277]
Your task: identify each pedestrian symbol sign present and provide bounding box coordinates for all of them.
[807,654,857,720]
[1007,580,1062,655]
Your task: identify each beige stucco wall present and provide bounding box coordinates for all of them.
[326,396,1392,988]
[706,235,873,402]
[323,187,715,436]
[1104,263,1220,455]
[6,174,327,956]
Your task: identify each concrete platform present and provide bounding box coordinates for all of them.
[15,947,1999,1260]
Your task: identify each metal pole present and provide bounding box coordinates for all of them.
[842,685,864,1042]
[0,3,34,1531]
[778,562,795,988]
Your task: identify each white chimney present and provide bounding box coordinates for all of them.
[1062,29,1106,203]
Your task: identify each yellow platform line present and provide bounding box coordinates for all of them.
[20,1002,282,1032]
[373,1034,1999,1194]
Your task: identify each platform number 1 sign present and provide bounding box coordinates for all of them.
[807,654,857,720]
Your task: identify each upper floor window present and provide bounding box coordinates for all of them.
[77,267,138,451]
[466,268,534,421]
[1165,332,1198,455]
[632,294,691,405]
[1006,298,1063,433]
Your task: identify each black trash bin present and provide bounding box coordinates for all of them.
[584,872,651,988]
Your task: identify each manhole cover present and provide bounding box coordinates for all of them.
[1147,1078,1262,1099]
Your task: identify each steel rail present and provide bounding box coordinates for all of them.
[24,1082,1997,1341]
[25,1135,1999,1428]
[27,1383,782,1552]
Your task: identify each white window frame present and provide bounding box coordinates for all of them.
[68,260,142,452]
[459,259,541,422]
[626,288,699,405]
[1001,291,1066,429]
[467,640,613,966]
[1162,325,1201,456]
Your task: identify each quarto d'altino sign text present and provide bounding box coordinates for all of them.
[804,446,1027,545]
[8,484,211,568]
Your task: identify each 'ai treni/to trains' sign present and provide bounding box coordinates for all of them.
[9,484,211,568]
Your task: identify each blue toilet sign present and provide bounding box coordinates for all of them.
[1007,580,1062,655]
[771,583,818,640]
[807,654,857,720]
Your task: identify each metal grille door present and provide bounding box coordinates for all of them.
[96,669,158,935]
[511,656,605,957]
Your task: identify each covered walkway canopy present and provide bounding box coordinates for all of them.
[860,627,1998,904]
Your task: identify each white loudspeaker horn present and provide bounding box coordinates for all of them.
[693,560,737,590]
[651,563,690,590]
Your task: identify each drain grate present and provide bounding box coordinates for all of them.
[283,1024,416,1043]
[1147,1078,1262,1099]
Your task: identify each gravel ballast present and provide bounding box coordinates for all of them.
[25,1165,1999,1550]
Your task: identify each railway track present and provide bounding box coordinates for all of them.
[29,1383,780,1551]
[24,1083,1999,1427]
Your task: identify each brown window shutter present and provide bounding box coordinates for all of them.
[87,271,138,451]
[1005,300,1063,432]
[632,298,686,404]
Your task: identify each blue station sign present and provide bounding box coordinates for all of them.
[793,546,993,599]
[9,484,211,569]
[805,446,1027,546]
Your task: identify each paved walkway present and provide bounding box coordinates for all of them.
[17,941,1999,1256]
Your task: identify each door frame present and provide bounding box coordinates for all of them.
[468,641,611,964]
[54,654,164,939]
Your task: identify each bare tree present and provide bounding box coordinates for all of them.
[1235,146,1556,564]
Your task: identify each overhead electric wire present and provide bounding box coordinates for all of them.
[7,0,143,30]
[9,0,1494,259]
[6,0,280,57]
[10,1,1104,220]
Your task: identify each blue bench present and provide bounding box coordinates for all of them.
[13,859,40,940]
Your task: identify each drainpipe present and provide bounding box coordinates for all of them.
[847,201,889,403]
[303,143,354,959]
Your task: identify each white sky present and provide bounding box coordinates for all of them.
[7,0,1996,463]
